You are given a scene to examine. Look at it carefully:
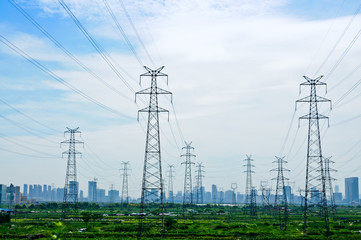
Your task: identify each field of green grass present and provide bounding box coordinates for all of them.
[1,203,361,239]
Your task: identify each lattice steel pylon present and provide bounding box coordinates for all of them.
[195,162,205,204]
[181,141,196,207]
[324,156,336,213]
[120,161,130,205]
[296,75,331,234]
[61,127,83,219]
[167,164,175,203]
[271,156,290,230]
[136,66,172,234]
[243,155,257,216]
[260,181,271,207]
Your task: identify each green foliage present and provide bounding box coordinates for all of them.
[0,213,10,223]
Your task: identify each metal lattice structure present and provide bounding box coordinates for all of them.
[195,163,205,204]
[167,164,175,203]
[181,141,196,206]
[324,156,336,212]
[136,66,172,233]
[260,181,271,207]
[61,127,83,218]
[296,75,331,234]
[271,156,290,230]
[244,155,257,216]
[120,161,130,205]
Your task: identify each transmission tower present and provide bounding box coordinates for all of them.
[260,181,271,207]
[271,156,290,230]
[136,66,172,234]
[167,164,175,203]
[120,161,130,205]
[324,156,336,212]
[181,141,196,207]
[231,183,238,205]
[296,75,331,234]
[195,163,205,204]
[61,127,83,218]
[244,155,257,216]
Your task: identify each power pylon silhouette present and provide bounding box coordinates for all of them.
[61,127,83,219]
[324,156,336,213]
[167,164,175,203]
[181,141,196,208]
[296,75,331,234]
[244,155,257,216]
[271,156,290,230]
[136,66,172,235]
[260,181,271,207]
[195,163,205,204]
[120,161,130,205]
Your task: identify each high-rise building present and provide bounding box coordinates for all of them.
[212,184,218,203]
[335,185,339,193]
[345,177,359,205]
[0,184,7,204]
[23,184,28,197]
[225,190,233,203]
[88,181,97,202]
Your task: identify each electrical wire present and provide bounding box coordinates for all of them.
[0,34,133,120]
[118,0,156,68]
[58,0,137,95]
[8,0,133,103]
[102,0,144,67]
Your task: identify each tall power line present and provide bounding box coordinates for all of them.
[120,161,130,205]
[271,156,290,230]
[244,155,257,216]
[324,156,336,212]
[260,181,271,207]
[195,163,205,204]
[181,141,196,206]
[167,164,175,203]
[61,127,83,218]
[296,75,331,234]
[136,66,172,233]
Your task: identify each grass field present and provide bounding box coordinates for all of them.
[1,203,361,239]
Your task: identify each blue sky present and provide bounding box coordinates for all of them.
[1,0,361,198]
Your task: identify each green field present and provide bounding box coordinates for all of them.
[1,203,361,239]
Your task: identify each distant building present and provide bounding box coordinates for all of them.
[333,192,342,204]
[23,184,28,197]
[335,185,339,193]
[88,181,97,202]
[97,189,106,202]
[212,184,217,203]
[225,190,233,203]
[284,186,292,204]
[345,177,359,205]
[0,184,7,204]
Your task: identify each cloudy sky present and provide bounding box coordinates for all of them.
[1,0,361,199]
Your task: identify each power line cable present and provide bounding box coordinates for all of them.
[118,0,156,68]
[102,0,144,67]
[8,0,133,102]
[0,98,58,133]
[0,34,133,120]
[315,3,361,76]
[58,0,137,95]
